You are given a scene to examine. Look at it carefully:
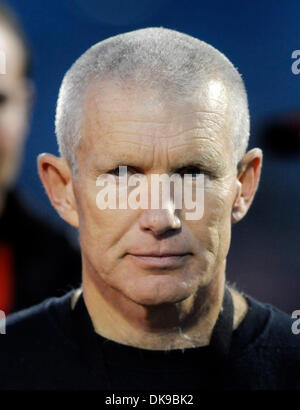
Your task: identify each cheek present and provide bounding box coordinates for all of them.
[189,178,234,260]
[75,181,135,270]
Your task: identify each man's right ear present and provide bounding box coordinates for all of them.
[37,153,79,228]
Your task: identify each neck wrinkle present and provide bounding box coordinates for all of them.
[82,261,227,350]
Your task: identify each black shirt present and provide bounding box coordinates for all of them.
[0,289,299,390]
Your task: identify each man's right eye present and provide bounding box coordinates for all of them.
[110,166,133,178]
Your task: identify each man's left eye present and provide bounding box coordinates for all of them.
[178,167,204,178]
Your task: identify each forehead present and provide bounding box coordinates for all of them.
[79,78,233,172]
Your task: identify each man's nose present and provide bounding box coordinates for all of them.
[139,206,181,237]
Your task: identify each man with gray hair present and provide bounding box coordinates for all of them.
[0,28,299,391]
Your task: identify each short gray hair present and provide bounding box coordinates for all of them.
[55,27,250,172]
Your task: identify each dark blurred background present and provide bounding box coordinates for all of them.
[6,0,300,313]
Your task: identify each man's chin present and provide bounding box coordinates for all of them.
[126,290,190,307]
[117,274,194,307]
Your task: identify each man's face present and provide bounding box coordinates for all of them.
[74,79,238,307]
[0,24,29,191]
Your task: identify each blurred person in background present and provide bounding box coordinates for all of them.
[261,110,300,156]
[0,2,81,314]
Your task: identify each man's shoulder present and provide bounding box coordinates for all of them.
[0,290,86,389]
[245,295,300,350]
[229,295,300,390]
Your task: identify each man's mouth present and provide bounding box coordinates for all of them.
[125,252,192,269]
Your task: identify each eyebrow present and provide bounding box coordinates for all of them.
[94,157,226,179]
[169,154,227,176]
[93,142,227,176]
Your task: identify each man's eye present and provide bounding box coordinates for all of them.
[110,166,135,178]
[179,167,204,179]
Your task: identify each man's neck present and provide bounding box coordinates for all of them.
[79,269,248,351]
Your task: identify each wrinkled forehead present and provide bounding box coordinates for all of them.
[78,77,234,168]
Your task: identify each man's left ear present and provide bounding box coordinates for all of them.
[37,153,79,228]
[231,148,263,224]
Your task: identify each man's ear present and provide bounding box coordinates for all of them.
[37,153,79,228]
[231,148,263,224]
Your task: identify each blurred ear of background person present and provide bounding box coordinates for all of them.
[0,2,81,315]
